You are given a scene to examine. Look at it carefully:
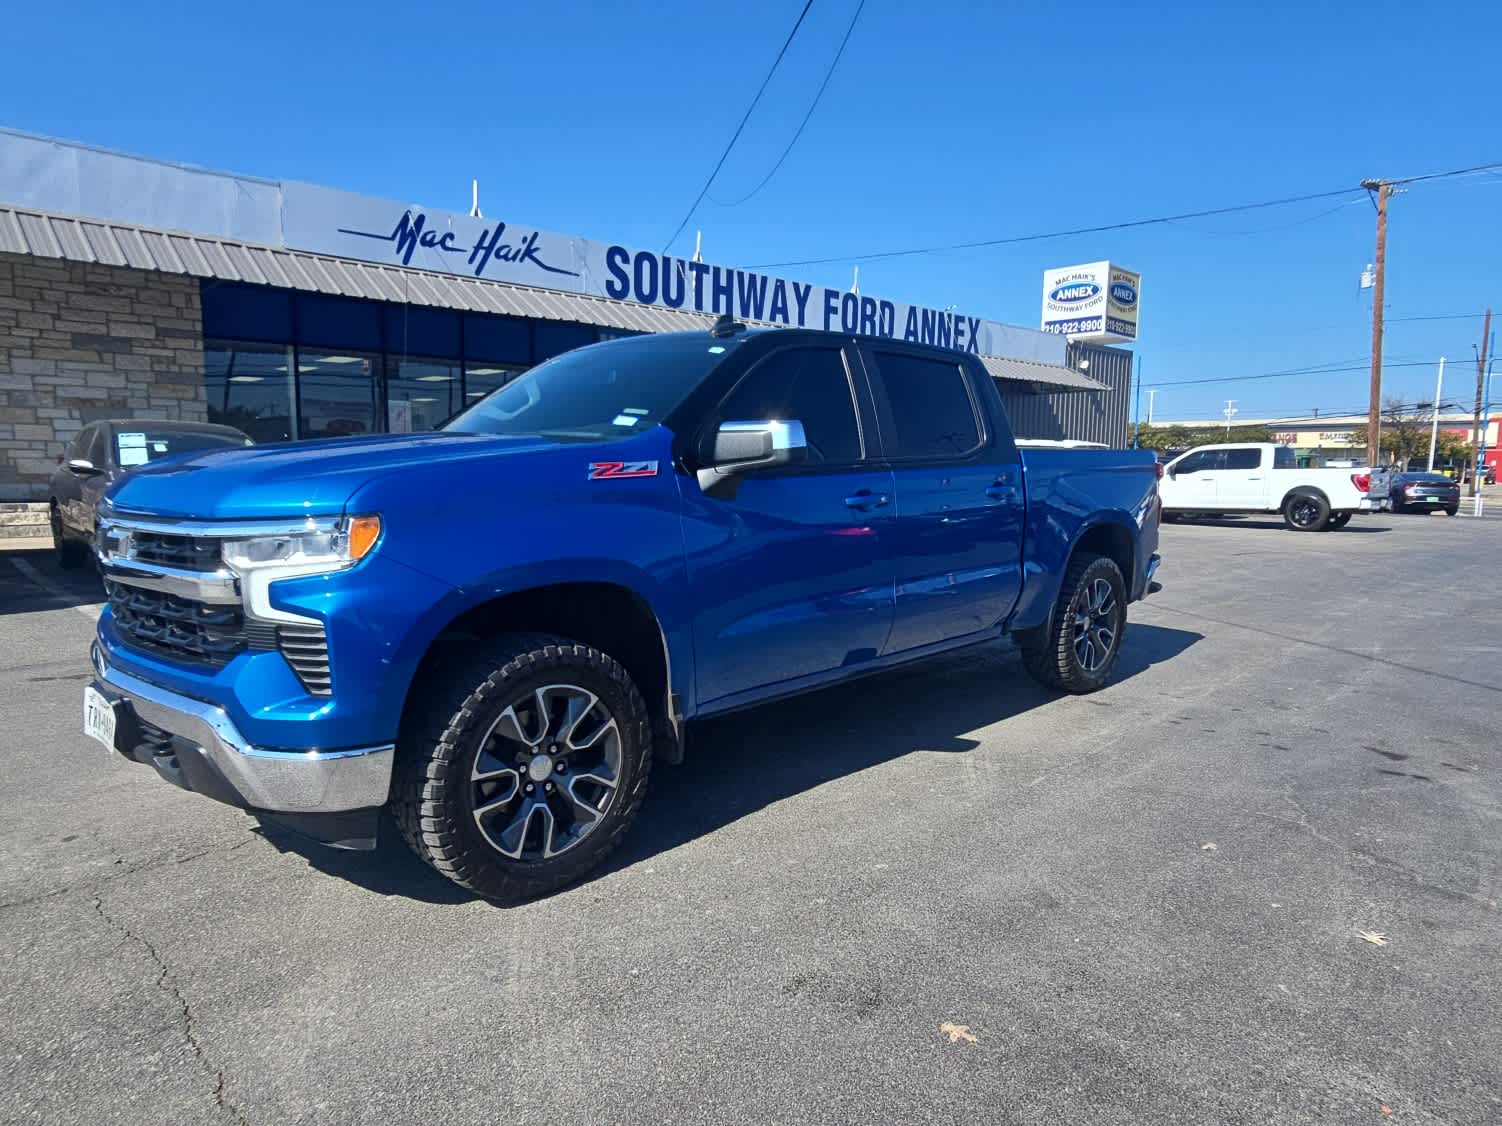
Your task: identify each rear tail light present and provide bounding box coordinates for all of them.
[1352,473,1371,492]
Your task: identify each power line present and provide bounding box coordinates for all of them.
[749,186,1365,268]
[746,160,1502,269]
[1147,358,1452,390]
[660,0,816,253]
[710,0,866,208]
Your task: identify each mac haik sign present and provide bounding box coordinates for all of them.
[281,183,1062,362]
[1040,261,1140,343]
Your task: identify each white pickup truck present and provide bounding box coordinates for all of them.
[1158,443,1372,531]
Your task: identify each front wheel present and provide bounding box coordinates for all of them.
[1326,512,1352,530]
[1020,553,1127,694]
[391,634,653,903]
[50,504,88,570]
[1282,492,1330,531]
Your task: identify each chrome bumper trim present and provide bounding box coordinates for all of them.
[96,655,393,814]
[100,559,241,604]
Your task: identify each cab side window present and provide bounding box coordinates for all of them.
[1222,447,1262,470]
[1174,450,1223,474]
[715,347,862,466]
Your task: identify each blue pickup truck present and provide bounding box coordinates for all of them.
[84,322,1161,901]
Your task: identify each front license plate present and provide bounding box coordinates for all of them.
[83,686,118,753]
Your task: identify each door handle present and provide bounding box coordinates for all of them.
[985,485,1020,502]
[843,491,890,511]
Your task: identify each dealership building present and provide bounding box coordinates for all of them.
[0,128,1134,526]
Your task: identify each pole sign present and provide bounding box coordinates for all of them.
[1040,261,1140,343]
[281,183,1064,363]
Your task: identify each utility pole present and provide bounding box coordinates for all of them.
[1145,388,1158,427]
[1223,399,1238,436]
[1362,179,1391,466]
[1468,312,1491,497]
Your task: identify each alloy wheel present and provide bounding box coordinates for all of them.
[468,683,622,861]
[1289,498,1321,527]
[1070,577,1119,673]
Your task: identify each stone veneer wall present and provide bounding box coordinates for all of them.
[0,252,206,501]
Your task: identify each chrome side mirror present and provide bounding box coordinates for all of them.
[698,419,808,495]
[67,458,101,475]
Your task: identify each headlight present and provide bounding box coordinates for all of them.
[222,515,382,573]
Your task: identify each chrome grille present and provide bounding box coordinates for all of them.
[127,530,224,572]
[106,580,246,667]
[278,623,332,695]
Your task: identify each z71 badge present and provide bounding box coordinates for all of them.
[588,460,659,480]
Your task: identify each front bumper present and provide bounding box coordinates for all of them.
[92,645,394,815]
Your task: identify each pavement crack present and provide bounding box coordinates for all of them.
[90,895,250,1125]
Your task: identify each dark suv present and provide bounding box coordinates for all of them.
[48,419,252,568]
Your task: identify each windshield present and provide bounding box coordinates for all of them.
[115,428,250,468]
[443,333,748,440]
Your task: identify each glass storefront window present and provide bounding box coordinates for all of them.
[298,350,379,439]
[203,340,295,443]
[387,357,463,431]
[463,363,524,405]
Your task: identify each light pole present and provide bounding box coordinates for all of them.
[1427,357,1445,473]
[1478,353,1497,487]
[1146,388,1158,427]
[1223,399,1238,436]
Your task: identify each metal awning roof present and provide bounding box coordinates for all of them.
[979,353,1106,391]
[0,202,1101,391]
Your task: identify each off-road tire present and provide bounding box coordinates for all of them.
[391,633,652,903]
[1020,552,1127,694]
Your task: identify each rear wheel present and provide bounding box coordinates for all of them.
[1390,495,1406,514]
[1282,491,1330,532]
[391,634,653,903]
[1445,506,1459,516]
[1020,553,1127,694]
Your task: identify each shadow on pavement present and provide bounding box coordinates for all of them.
[1165,516,1390,533]
[0,547,104,615]
[280,623,1202,905]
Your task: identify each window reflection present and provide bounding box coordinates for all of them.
[299,351,378,438]
[203,341,294,443]
[387,357,463,431]
[463,363,524,405]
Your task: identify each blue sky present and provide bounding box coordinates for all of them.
[4,0,1500,421]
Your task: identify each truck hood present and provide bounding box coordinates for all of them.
[106,432,559,520]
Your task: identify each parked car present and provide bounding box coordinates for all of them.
[48,419,253,568]
[83,323,1162,902]
[1158,442,1372,531]
[1386,471,1461,515]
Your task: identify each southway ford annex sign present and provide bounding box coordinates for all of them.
[281,182,1060,362]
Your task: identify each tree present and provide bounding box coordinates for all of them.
[1135,423,1272,451]
[1378,396,1430,468]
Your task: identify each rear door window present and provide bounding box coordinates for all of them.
[870,351,982,460]
[1273,447,1296,469]
[1222,447,1263,470]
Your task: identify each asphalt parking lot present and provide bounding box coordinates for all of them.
[2,512,1499,1126]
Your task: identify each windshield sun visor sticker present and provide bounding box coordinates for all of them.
[589,460,659,480]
